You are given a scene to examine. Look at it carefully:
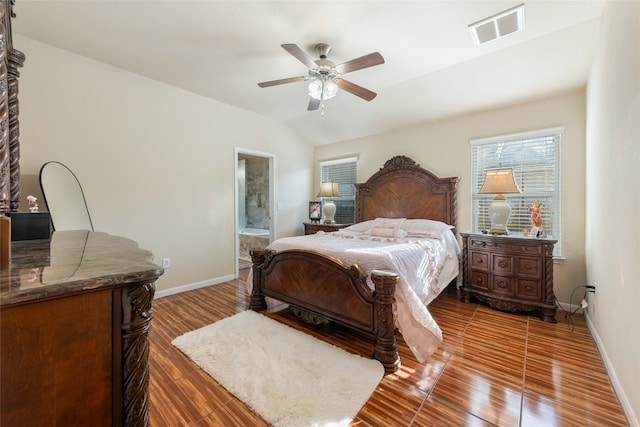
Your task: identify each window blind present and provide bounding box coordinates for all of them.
[319,157,357,224]
[471,127,563,256]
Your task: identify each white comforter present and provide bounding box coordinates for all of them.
[265,229,460,363]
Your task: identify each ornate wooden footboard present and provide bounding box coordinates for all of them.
[250,249,401,373]
[249,156,460,372]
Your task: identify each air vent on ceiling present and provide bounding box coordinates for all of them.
[469,4,525,46]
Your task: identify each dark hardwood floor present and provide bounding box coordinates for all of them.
[149,272,629,426]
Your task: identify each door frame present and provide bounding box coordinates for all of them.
[234,147,276,277]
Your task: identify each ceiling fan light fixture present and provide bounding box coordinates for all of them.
[323,78,339,99]
[308,77,323,99]
[308,76,339,100]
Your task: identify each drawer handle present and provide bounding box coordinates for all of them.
[521,247,527,252]
[476,277,483,283]
[498,261,508,268]
[497,280,507,288]
[525,285,533,291]
[476,258,483,264]
[524,264,533,270]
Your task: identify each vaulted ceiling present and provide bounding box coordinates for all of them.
[13,1,604,145]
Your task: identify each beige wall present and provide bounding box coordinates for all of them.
[315,90,587,305]
[15,35,314,293]
[586,1,639,424]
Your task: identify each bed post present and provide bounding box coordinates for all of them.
[249,249,268,311]
[370,270,400,373]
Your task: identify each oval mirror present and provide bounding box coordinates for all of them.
[39,161,94,231]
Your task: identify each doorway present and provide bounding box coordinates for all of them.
[235,148,275,276]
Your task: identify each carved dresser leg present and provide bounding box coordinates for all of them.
[120,281,155,427]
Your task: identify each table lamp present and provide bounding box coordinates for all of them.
[478,167,520,235]
[317,182,341,224]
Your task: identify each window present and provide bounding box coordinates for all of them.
[319,157,357,224]
[471,127,563,256]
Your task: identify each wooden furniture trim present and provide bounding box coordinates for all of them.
[356,155,460,228]
[251,156,460,372]
[303,222,350,235]
[0,0,25,215]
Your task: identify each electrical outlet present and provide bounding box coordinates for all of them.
[586,283,596,293]
[162,257,171,268]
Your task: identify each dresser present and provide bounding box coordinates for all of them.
[1,231,164,426]
[303,222,350,235]
[460,232,557,323]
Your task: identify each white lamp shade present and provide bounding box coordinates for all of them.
[317,182,342,198]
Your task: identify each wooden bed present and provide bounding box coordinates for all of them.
[250,155,460,373]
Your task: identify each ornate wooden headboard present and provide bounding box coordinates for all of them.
[355,155,460,228]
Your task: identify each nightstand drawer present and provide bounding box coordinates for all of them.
[470,271,489,290]
[491,275,514,295]
[470,251,489,270]
[516,279,542,301]
[492,255,513,274]
[518,257,540,277]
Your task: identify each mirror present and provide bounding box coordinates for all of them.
[39,161,94,231]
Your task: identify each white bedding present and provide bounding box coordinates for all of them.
[262,227,461,363]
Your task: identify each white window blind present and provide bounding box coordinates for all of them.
[319,157,357,224]
[471,127,563,256]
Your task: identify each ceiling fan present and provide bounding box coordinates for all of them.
[258,43,385,111]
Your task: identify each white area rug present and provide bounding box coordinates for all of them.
[172,310,384,427]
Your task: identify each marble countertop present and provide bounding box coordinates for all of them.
[1,230,164,306]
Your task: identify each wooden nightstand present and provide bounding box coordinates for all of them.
[303,222,350,235]
[460,232,558,323]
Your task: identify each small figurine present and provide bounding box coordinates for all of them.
[528,201,543,236]
[27,195,39,212]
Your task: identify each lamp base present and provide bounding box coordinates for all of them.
[322,200,336,224]
[490,228,509,235]
[488,195,511,235]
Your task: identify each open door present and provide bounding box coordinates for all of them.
[235,148,275,276]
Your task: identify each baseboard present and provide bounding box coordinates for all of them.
[585,311,639,427]
[155,274,237,299]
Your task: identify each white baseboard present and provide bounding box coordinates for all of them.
[585,311,639,427]
[155,274,237,299]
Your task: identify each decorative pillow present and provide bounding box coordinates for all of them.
[368,227,408,238]
[343,220,375,233]
[400,219,454,238]
[368,217,406,232]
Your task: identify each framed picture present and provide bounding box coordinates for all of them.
[309,201,322,222]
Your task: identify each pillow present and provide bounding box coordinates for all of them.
[343,220,375,233]
[400,219,454,238]
[368,217,406,231]
[368,227,407,238]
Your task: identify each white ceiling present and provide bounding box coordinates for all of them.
[12,1,605,145]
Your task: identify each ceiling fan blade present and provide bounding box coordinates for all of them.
[307,97,321,111]
[282,44,318,69]
[334,52,384,74]
[258,76,306,88]
[336,79,377,101]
